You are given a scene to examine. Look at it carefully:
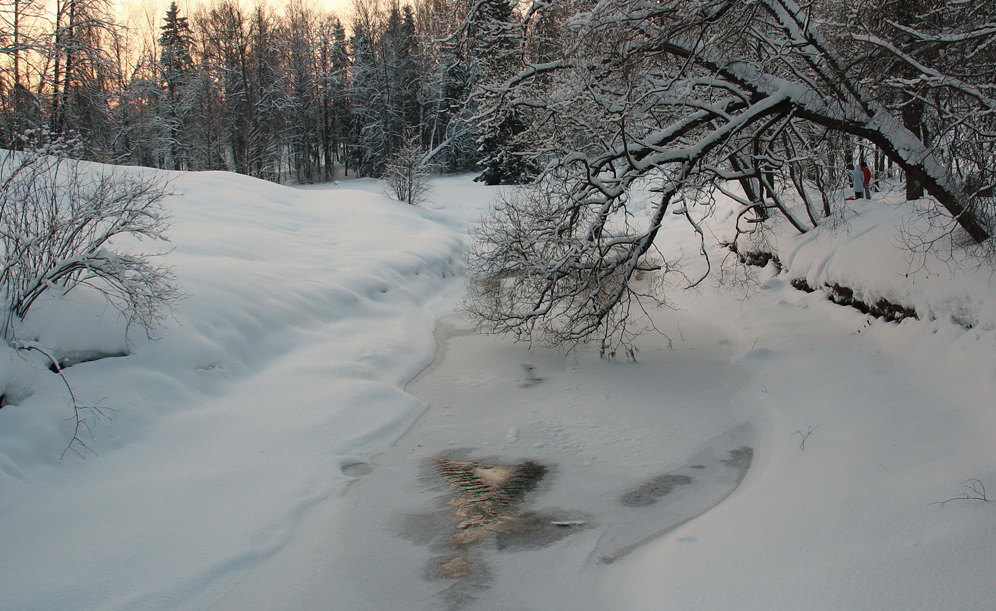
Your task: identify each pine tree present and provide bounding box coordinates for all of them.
[160,2,194,92]
[316,14,350,179]
[467,0,538,185]
[158,1,194,169]
[381,2,422,155]
[347,11,384,176]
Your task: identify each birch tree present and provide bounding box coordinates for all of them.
[383,131,432,205]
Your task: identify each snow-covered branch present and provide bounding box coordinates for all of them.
[467,0,996,350]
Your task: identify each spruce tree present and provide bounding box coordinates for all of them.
[158,1,194,169]
[468,0,537,185]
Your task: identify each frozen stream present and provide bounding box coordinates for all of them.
[336,311,754,610]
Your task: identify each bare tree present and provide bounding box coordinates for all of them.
[0,131,178,341]
[0,0,47,143]
[46,0,120,155]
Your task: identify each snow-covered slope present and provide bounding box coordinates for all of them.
[0,170,467,609]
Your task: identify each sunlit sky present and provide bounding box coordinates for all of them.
[107,0,357,59]
[117,0,356,21]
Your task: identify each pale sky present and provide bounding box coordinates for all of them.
[112,0,357,59]
[118,0,356,21]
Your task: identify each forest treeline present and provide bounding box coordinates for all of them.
[3,0,995,201]
[0,0,529,184]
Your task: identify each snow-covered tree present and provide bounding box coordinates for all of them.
[194,1,286,178]
[247,4,286,181]
[283,0,321,183]
[465,0,538,185]
[347,4,383,176]
[158,1,195,170]
[0,0,46,144]
[386,3,422,139]
[315,13,350,179]
[383,131,433,205]
[415,0,479,173]
[109,40,160,168]
[468,0,996,351]
[841,0,996,206]
[46,0,119,155]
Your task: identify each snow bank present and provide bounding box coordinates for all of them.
[604,184,996,610]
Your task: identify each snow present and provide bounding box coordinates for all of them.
[2,168,995,610]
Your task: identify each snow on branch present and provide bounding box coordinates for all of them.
[466,0,996,350]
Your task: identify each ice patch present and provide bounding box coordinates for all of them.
[595,423,754,564]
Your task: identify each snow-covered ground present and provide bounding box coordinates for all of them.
[1,169,994,610]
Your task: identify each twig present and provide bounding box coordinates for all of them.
[931,479,991,506]
[14,342,112,459]
[795,424,821,451]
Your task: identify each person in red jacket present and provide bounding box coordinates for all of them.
[860,161,872,196]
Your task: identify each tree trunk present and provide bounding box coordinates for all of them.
[901,100,926,201]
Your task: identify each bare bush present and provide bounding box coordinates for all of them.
[0,133,178,340]
[931,479,991,506]
[383,134,433,206]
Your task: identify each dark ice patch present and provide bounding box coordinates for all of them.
[597,424,754,563]
[620,473,694,507]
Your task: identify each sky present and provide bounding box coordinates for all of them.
[119,0,356,19]
[114,0,357,56]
